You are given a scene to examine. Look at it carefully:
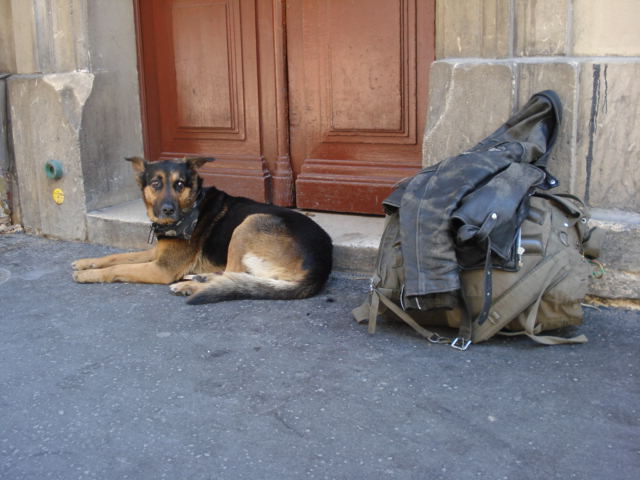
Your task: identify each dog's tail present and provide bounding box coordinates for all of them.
[185,272,321,305]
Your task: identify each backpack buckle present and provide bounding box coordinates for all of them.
[451,337,472,351]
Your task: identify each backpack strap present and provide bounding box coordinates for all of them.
[497,292,588,344]
[454,215,498,350]
[352,297,373,324]
[352,284,462,347]
[374,288,453,345]
[498,277,588,344]
[472,248,588,344]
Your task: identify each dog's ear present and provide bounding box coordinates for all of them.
[125,156,147,174]
[184,156,215,171]
[125,156,147,186]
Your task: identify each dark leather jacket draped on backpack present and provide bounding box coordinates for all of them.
[384,90,563,312]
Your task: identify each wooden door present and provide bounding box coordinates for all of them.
[136,0,434,214]
[136,0,288,202]
[287,0,433,214]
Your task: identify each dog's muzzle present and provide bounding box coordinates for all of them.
[149,193,204,243]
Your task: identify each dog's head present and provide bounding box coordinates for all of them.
[125,156,214,225]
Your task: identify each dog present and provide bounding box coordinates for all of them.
[72,156,333,304]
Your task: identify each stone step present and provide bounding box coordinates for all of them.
[85,201,640,301]
[86,200,385,276]
[588,208,640,301]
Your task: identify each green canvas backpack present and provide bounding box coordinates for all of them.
[352,191,603,349]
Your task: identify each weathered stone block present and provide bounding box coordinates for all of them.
[0,76,9,172]
[435,0,510,59]
[5,0,143,238]
[8,73,93,241]
[0,1,16,72]
[573,0,640,56]
[7,0,90,74]
[9,0,38,73]
[591,214,640,274]
[587,209,640,299]
[422,61,515,166]
[80,71,143,212]
[517,62,579,194]
[514,0,569,56]
[87,216,150,251]
[576,62,640,212]
[588,213,640,300]
[79,0,145,211]
[37,0,90,73]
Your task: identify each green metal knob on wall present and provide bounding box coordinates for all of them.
[44,160,64,180]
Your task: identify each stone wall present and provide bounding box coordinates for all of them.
[0,0,143,240]
[424,0,640,300]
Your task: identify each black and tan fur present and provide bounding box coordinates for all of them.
[72,157,333,304]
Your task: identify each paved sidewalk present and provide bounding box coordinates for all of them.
[1,233,638,480]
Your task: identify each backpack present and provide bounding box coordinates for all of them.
[352,190,603,349]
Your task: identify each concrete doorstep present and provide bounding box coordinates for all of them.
[85,200,386,276]
[85,200,640,305]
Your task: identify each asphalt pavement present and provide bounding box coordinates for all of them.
[1,233,638,480]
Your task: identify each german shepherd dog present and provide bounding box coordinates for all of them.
[72,157,333,304]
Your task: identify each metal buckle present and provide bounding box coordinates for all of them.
[451,337,472,351]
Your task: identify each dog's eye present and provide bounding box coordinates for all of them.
[150,179,162,190]
[174,180,185,192]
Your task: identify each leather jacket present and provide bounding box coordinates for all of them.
[383,90,562,310]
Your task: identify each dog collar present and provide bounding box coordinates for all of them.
[148,191,204,243]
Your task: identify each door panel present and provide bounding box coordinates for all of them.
[172,2,233,128]
[287,0,433,214]
[326,0,408,137]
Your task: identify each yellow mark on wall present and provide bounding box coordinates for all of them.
[52,188,65,205]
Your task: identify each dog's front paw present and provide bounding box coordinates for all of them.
[72,270,88,283]
[72,259,97,271]
[72,269,104,283]
[170,281,204,297]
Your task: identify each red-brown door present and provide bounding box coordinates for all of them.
[287,0,433,214]
[136,0,434,214]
